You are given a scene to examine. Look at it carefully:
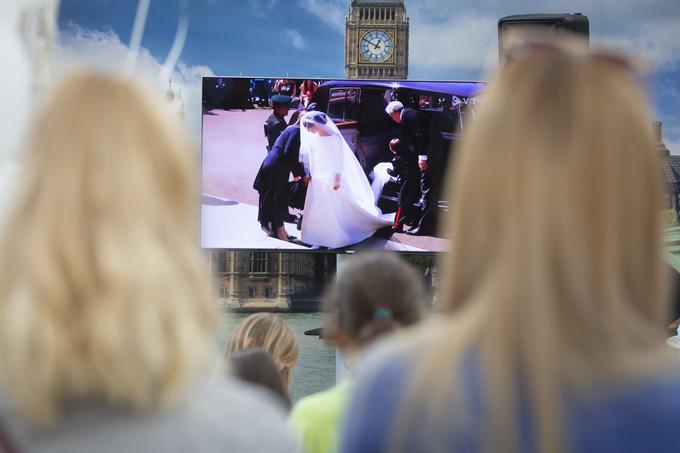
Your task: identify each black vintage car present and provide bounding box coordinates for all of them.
[311,80,485,227]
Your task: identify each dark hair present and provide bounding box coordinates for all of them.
[288,110,302,126]
[228,348,291,410]
[308,112,328,125]
[323,253,424,348]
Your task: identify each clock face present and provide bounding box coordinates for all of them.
[360,30,394,63]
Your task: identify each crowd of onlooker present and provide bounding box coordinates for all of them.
[1,37,680,453]
[272,79,318,109]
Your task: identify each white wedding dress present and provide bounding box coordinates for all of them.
[300,115,393,249]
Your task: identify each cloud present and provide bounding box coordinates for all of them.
[405,4,680,78]
[55,22,214,138]
[262,0,680,76]
[296,0,346,33]
[283,28,305,50]
[292,0,680,75]
[293,1,498,76]
[596,20,680,73]
[667,138,680,155]
[409,14,498,76]
[247,0,277,16]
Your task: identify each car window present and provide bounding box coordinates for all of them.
[327,88,361,122]
[418,93,448,111]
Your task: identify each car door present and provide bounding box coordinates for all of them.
[326,87,360,155]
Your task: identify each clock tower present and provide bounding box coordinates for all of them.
[345,0,409,79]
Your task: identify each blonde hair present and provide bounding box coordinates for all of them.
[399,44,671,452]
[225,313,299,389]
[0,72,216,424]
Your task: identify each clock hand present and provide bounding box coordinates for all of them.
[361,37,379,50]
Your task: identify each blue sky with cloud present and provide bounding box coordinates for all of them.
[58,0,680,151]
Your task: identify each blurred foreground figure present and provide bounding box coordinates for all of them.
[290,253,424,453]
[341,40,680,453]
[229,348,291,410]
[226,312,300,396]
[0,72,296,453]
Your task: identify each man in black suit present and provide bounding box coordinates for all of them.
[386,101,435,236]
[387,138,419,232]
[253,124,302,242]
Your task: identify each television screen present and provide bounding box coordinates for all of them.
[201,77,485,252]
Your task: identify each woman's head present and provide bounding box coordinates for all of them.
[323,253,424,351]
[445,41,666,351]
[0,72,215,424]
[229,348,291,410]
[301,112,333,136]
[404,40,669,453]
[225,313,299,388]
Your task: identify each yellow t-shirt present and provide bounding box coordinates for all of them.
[289,380,352,453]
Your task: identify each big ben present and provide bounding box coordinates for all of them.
[345,0,409,79]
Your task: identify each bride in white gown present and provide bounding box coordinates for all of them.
[299,112,393,248]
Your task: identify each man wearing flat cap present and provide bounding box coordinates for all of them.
[264,94,291,152]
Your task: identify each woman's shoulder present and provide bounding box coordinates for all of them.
[291,380,351,423]
[339,326,440,453]
[570,369,680,452]
[1,376,297,453]
[350,321,455,406]
[357,319,449,380]
[290,381,352,453]
[185,375,296,444]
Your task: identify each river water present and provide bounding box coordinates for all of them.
[217,312,336,402]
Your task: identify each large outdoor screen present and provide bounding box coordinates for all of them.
[201,77,485,252]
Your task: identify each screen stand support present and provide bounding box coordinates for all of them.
[335,253,353,383]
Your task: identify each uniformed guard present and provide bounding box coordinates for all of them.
[264,94,291,152]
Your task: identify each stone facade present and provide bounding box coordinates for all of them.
[208,252,336,311]
[345,0,409,79]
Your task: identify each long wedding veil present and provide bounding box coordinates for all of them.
[299,112,382,214]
